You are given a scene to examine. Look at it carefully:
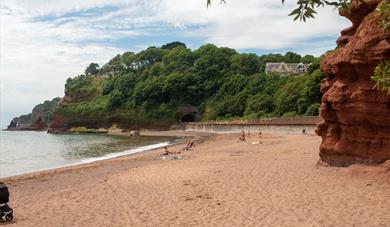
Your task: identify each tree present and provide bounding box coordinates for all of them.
[230,53,260,75]
[162,46,194,73]
[122,51,136,71]
[245,93,274,116]
[85,63,99,75]
[135,47,167,69]
[161,41,187,50]
[108,89,125,108]
[284,52,301,63]
[100,54,125,74]
[301,55,315,64]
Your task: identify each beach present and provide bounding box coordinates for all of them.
[2,131,390,227]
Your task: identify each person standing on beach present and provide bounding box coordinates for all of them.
[239,130,246,141]
[258,129,262,144]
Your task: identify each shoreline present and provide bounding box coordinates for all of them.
[2,131,389,226]
[1,130,212,182]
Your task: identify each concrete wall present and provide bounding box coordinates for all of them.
[182,116,321,135]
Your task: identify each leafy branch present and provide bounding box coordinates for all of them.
[207,0,352,21]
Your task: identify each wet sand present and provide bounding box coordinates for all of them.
[2,131,390,226]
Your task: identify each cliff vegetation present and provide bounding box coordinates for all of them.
[53,42,323,129]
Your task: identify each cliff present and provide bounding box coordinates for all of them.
[316,0,390,166]
[7,98,60,130]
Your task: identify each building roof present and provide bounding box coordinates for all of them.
[265,62,307,75]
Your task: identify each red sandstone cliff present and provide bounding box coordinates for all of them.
[316,0,390,166]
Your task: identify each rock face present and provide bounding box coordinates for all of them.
[7,114,32,130]
[316,0,390,166]
[30,97,61,128]
[7,98,60,130]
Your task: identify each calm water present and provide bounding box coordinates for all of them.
[0,131,178,178]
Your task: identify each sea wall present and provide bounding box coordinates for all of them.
[181,116,321,135]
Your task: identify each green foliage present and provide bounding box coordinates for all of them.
[284,52,302,63]
[306,103,321,116]
[275,78,303,115]
[58,96,110,117]
[230,54,260,76]
[65,75,103,101]
[378,0,390,30]
[85,63,99,75]
[372,61,390,95]
[161,41,187,50]
[245,93,274,116]
[26,97,61,124]
[162,46,194,73]
[207,0,390,94]
[282,111,297,117]
[297,69,323,113]
[301,55,315,64]
[108,89,125,108]
[56,42,323,127]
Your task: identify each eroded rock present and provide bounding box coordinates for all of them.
[316,0,390,166]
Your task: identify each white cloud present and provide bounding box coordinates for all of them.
[0,0,351,127]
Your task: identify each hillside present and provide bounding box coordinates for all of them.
[21,42,323,131]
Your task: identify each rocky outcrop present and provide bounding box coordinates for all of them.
[30,97,61,128]
[7,98,60,130]
[7,114,32,130]
[47,112,73,133]
[316,0,390,166]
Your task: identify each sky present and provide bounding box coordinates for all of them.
[0,0,350,128]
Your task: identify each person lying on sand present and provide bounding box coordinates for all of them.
[161,146,182,160]
[163,147,173,156]
[163,146,181,155]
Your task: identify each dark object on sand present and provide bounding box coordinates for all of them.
[0,182,13,222]
[0,184,9,204]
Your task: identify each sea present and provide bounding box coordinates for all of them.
[0,131,179,178]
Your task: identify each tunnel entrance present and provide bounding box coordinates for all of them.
[181,114,196,122]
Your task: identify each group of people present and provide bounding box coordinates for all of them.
[239,129,262,144]
[162,139,195,159]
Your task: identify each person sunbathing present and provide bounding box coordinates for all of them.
[163,147,173,155]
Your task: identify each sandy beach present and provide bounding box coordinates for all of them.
[2,131,390,227]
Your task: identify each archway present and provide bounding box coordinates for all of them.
[181,114,196,122]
